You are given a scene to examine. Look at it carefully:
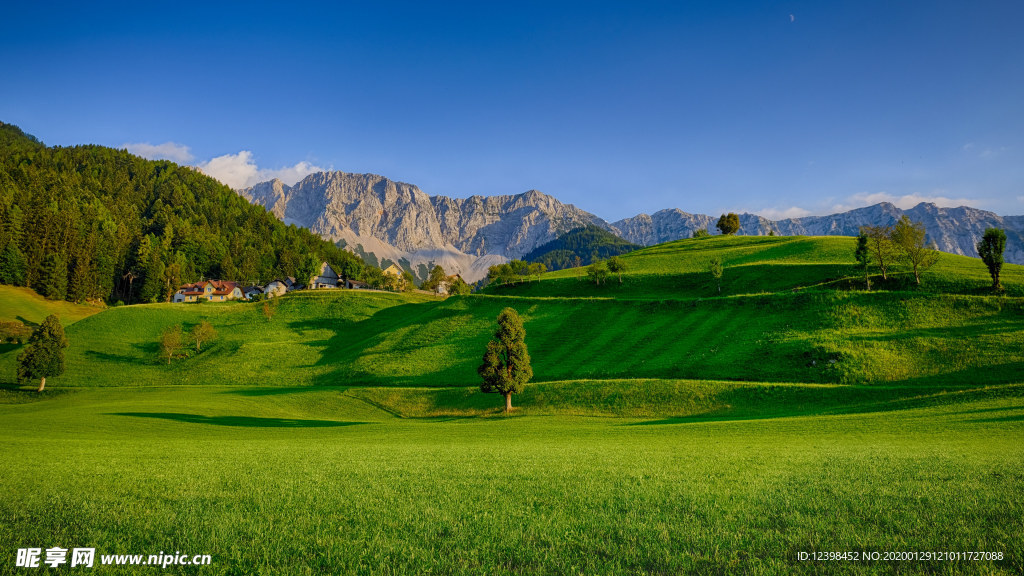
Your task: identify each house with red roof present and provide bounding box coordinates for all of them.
[172,280,243,303]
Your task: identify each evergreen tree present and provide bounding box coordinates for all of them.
[0,241,26,285]
[17,314,68,392]
[40,252,68,300]
[976,228,1006,292]
[854,232,871,290]
[478,307,532,412]
[139,248,166,303]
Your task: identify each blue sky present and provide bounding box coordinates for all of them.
[3,1,1023,221]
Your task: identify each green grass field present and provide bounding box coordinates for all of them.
[1,235,1023,574]
[0,285,104,325]
[1,386,1021,575]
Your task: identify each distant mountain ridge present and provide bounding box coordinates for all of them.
[240,171,1024,279]
[612,202,1024,265]
[240,172,609,281]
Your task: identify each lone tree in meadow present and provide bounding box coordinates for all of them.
[17,315,68,392]
[606,255,626,284]
[587,260,609,285]
[861,225,897,280]
[892,216,939,285]
[160,325,183,365]
[190,320,217,352]
[977,227,1007,292]
[854,232,871,290]
[478,307,532,413]
[708,257,724,294]
[692,228,710,239]
[716,213,740,235]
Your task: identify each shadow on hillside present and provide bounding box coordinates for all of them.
[86,350,146,364]
[220,386,334,397]
[845,320,1024,343]
[0,343,22,355]
[951,405,1024,416]
[15,316,38,327]
[626,381,1024,426]
[111,412,364,428]
[287,299,487,387]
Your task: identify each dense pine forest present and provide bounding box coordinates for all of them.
[0,122,363,304]
[523,224,641,271]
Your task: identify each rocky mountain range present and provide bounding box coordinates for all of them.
[240,171,1024,281]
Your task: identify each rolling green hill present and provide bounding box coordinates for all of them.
[0,284,103,325]
[3,234,1023,575]
[2,235,1022,397]
[488,235,1024,298]
[522,224,641,270]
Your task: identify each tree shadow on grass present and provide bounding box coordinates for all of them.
[220,386,335,397]
[111,412,364,428]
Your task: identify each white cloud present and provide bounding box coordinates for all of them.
[123,142,194,164]
[831,191,978,212]
[196,151,325,190]
[789,13,795,22]
[752,206,812,220]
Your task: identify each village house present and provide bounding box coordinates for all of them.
[172,280,243,303]
[264,277,297,298]
[435,273,465,295]
[382,263,404,279]
[241,285,264,300]
[308,261,341,289]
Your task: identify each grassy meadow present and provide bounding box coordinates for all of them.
[1,234,1023,574]
[0,284,103,325]
[1,387,1021,575]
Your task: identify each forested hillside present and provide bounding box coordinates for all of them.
[523,224,640,270]
[0,122,363,304]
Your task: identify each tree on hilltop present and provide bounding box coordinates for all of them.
[892,216,939,285]
[861,225,897,280]
[716,213,740,235]
[17,315,68,392]
[977,228,1006,292]
[692,228,710,239]
[478,308,532,413]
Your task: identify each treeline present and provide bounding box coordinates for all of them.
[0,122,364,303]
[522,225,640,271]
